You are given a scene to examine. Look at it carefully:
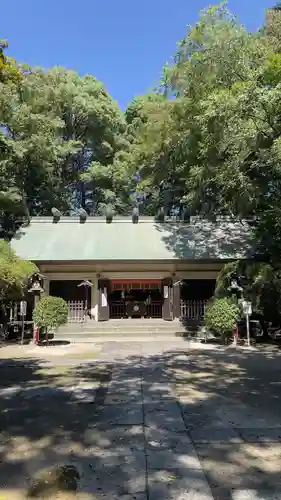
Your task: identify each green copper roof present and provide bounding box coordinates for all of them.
[10,216,255,262]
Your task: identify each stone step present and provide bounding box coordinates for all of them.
[57,319,203,333]
[57,325,188,333]
[62,319,183,326]
[56,328,187,336]
[56,327,193,335]
[55,319,207,342]
[53,331,211,343]
[53,321,211,343]
[56,329,188,337]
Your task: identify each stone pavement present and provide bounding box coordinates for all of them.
[1,341,281,498]
[99,356,214,500]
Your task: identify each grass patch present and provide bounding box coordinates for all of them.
[37,365,72,376]
[62,351,98,359]
[35,365,84,387]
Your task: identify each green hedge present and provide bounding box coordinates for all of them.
[33,295,68,343]
[205,297,240,335]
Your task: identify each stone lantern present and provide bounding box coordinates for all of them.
[227,274,244,303]
[28,273,45,309]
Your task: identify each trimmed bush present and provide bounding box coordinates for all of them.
[205,297,240,337]
[33,296,68,343]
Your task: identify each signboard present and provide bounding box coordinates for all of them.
[242,301,252,316]
[20,301,27,316]
[242,300,252,346]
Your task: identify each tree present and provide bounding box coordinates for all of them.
[110,93,172,214]
[163,3,267,98]
[0,241,38,301]
[120,3,281,266]
[33,296,68,344]
[265,5,281,52]
[215,261,281,327]
[0,40,21,85]
[0,68,80,231]
[117,96,182,214]
[120,4,270,218]
[35,68,126,215]
[0,62,127,229]
[0,241,38,331]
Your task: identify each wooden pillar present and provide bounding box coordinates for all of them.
[90,276,98,321]
[43,278,50,296]
[162,278,173,321]
[97,279,110,321]
[173,279,181,319]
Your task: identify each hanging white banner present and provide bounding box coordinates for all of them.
[101,289,108,307]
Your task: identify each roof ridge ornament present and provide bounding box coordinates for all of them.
[182,208,191,222]
[132,207,139,224]
[79,208,87,224]
[51,207,61,223]
[105,205,113,224]
[155,207,165,222]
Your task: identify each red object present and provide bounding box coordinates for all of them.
[33,325,39,345]
[111,280,162,290]
[233,325,239,342]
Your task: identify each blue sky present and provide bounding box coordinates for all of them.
[2,0,274,110]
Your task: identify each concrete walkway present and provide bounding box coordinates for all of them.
[1,340,281,498]
[92,352,214,500]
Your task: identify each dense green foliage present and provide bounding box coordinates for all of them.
[205,297,240,335]
[33,296,68,341]
[0,44,128,230]
[117,3,281,262]
[0,240,38,302]
[2,4,281,234]
[0,40,22,85]
[215,261,281,325]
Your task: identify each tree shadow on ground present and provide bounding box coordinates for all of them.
[0,346,281,498]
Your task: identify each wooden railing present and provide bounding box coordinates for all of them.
[8,300,87,324]
[8,299,208,323]
[180,299,207,320]
[109,302,127,319]
[67,300,85,323]
[146,302,163,318]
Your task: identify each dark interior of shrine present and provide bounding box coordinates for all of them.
[180,279,216,300]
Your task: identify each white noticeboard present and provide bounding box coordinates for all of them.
[101,289,108,307]
[164,286,169,299]
[242,301,252,316]
[242,300,252,347]
[20,301,27,316]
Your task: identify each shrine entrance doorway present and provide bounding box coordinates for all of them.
[108,280,163,319]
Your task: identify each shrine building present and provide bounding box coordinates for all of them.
[10,213,254,323]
